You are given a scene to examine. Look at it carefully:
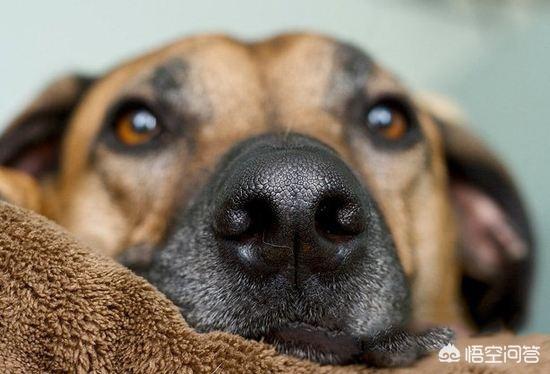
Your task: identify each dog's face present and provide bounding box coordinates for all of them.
[0,33,533,364]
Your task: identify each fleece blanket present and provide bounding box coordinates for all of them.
[0,201,548,373]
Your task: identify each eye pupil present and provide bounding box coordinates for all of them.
[367,106,393,128]
[365,101,409,141]
[131,110,157,133]
[113,105,161,146]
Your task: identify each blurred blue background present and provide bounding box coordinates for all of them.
[1,0,548,333]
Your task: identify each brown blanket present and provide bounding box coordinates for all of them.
[0,202,548,373]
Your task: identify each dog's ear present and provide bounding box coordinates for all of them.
[0,167,41,211]
[418,94,534,332]
[0,74,95,178]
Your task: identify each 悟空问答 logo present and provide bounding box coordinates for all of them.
[438,343,461,363]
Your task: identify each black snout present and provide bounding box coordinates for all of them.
[213,134,370,280]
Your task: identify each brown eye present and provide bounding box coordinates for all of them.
[114,107,160,146]
[366,102,409,141]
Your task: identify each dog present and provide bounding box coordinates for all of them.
[0,33,533,365]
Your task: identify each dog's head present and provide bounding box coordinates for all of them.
[0,33,533,364]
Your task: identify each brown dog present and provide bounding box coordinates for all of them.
[0,33,533,364]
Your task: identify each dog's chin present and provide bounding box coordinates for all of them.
[260,322,363,365]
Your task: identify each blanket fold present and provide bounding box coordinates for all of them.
[0,202,548,373]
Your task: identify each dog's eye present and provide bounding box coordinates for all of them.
[113,107,160,146]
[365,101,410,141]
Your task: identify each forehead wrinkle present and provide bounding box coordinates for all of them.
[149,58,187,106]
[252,35,339,133]
[188,39,269,166]
[324,42,374,106]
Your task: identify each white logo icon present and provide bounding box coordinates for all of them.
[438,343,461,363]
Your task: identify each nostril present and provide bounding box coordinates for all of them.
[214,198,274,241]
[315,196,365,242]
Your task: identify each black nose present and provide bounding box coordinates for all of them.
[213,134,369,280]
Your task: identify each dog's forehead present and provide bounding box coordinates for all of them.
[134,32,375,77]
[111,33,402,107]
[96,33,406,155]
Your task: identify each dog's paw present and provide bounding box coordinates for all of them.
[361,326,455,367]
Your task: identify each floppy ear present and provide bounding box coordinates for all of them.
[0,167,41,211]
[0,74,95,178]
[419,94,534,332]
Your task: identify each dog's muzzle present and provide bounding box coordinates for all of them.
[146,133,429,365]
[212,134,369,282]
